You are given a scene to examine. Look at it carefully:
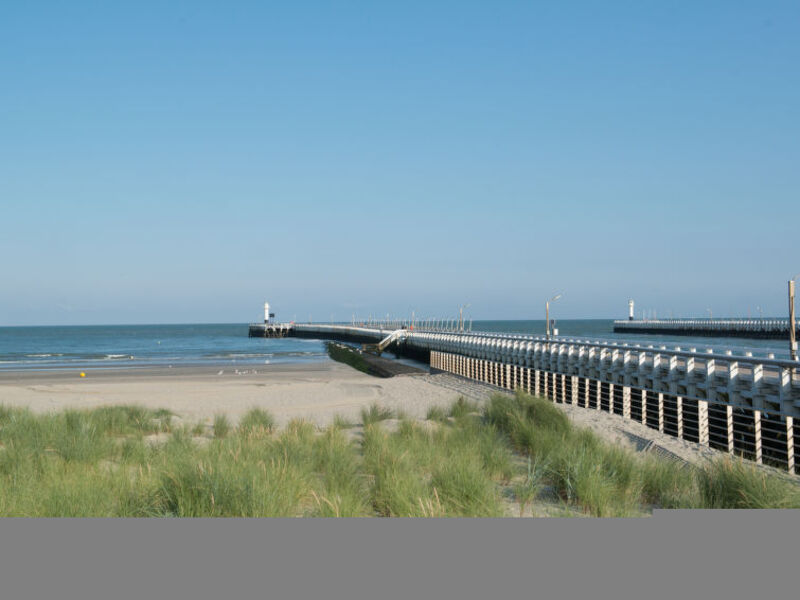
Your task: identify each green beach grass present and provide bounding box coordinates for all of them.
[1,392,798,517]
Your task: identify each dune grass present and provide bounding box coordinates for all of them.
[360,403,394,426]
[238,407,275,435]
[1,394,798,517]
[486,390,800,515]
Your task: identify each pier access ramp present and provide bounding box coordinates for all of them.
[363,329,409,354]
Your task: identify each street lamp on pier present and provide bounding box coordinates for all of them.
[790,274,799,362]
[546,294,562,341]
[458,303,471,332]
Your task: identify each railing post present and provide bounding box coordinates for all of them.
[658,393,665,432]
[676,396,684,439]
[754,409,762,464]
[787,416,795,474]
[534,370,541,397]
[572,376,579,405]
[726,405,734,454]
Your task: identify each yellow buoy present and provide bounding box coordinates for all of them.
[80,372,86,378]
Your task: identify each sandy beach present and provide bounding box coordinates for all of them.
[0,361,460,429]
[0,359,745,471]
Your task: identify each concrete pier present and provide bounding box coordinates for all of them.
[614,318,799,339]
[251,322,800,473]
[248,323,293,338]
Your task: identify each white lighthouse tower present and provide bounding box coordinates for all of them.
[264,302,271,324]
[628,299,635,321]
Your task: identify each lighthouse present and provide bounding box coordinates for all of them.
[628,299,635,321]
[264,302,271,324]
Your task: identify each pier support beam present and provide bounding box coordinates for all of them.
[726,406,735,454]
[622,386,631,420]
[676,397,684,439]
[658,393,665,433]
[698,401,709,446]
[787,416,795,474]
[641,391,648,425]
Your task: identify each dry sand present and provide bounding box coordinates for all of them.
[0,362,773,475]
[0,361,459,428]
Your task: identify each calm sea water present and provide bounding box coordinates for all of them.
[0,324,327,371]
[0,320,792,371]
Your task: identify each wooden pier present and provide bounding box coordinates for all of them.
[614,318,799,340]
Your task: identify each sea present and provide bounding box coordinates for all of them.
[0,320,793,372]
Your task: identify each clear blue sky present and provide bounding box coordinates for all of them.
[2,1,798,325]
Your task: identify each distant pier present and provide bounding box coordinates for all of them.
[614,318,799,340]
[248,323,293,338]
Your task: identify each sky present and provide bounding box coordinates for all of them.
[1,1,799,325]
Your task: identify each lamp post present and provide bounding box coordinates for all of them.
[790,274,799,362]
[546,293,562,340]
[458,303,471,332]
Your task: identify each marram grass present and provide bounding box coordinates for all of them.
[1,395,798,517]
